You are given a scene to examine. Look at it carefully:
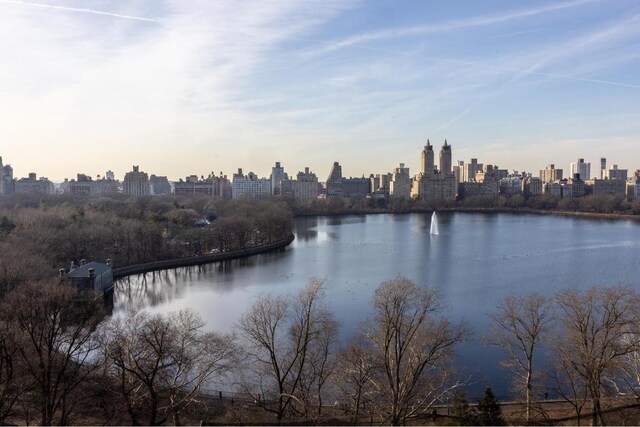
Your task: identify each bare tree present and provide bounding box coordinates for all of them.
[616,334,640,399]
[553,285,640,426]
[334,337,380,425]
[98,311,171,425]
[548,349,589,425]
[295,312,339,421]
[487,292,554,423]
[366,277,467,425]
[99,309,236,426]
[238,278,338,422]
[161,310,237,426]
[1,281,102,425]
[0,321,27,424]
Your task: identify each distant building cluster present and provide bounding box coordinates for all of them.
[1,156,54,196]
[1,144,638,201]
[61,172,119,195]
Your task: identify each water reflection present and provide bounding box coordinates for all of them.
[293,217,319,242]
[326,215,366,226]
[114,212,640,397]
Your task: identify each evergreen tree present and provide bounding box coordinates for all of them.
[477,387,505,426]
[449,391,477,426]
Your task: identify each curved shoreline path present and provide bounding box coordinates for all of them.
[112,232,295,279]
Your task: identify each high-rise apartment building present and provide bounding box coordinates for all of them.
[325,162,369,198]
[271,162,285,195]
[439,140,452,174]
[420,140,435,175]
[570,158,591,180]
[231,170,271,199]
[92,177,120,195]
[123,165,150,196]
[15,173,55,195]
[0,156,15,196]
[475,165,508,183]
[149,175,172,195]
[281,167,319,200]
[60,173,119,195]
[412,140,457,202]
[521,177,543,196]
[539,164,563,182]
[543,182,562,197]
[586,178,626,196]
[462,158,483,182]
[627,170,640,199]
[452,160,464,184]
[370,173,392,195]
[390,163,411,198]
[602,165,627,181]
[62,174,92,195]
[326,162,343,198]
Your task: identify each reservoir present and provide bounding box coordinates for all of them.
[114,212,640,398]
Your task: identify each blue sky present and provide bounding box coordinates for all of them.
[1,0,639,181]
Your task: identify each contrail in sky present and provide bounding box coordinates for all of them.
[308,0,603,56]
[0,0,158,22]
[436,66,640,131]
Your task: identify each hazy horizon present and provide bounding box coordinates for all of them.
[1,0,639,181]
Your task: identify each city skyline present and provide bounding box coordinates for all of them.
[1,0,639,180]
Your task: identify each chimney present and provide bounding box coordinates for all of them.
[88,268,95,278]
[106,258,112,267]
[80,259,86,266]
[59,268,66,279]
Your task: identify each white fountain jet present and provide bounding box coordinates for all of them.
[430,211,439,235]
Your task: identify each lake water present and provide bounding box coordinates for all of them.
[114,212,640,398]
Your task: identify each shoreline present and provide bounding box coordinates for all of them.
[112,232,295,279]
[112,207,637,280]
[294,207,640,222]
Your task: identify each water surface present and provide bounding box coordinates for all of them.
[115,212,640,398]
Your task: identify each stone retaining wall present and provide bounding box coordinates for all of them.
[112,233,294,279]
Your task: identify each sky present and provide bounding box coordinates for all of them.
[0,0,639,182]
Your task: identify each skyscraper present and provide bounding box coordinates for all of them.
[462,158,483,182]
[570,158,591,180]
[539,164,563,182]
[326,162,343,198]
[123,165,150,196]
[0,156,15,196]
[271,161,285,195]
[420,140,434,175]
[439,139,452,174]
[390,163,411,198]
[412,140,457,202]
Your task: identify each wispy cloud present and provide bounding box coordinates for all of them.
[435,10,640,130]
[0,0,638,179]
[486,27,552,40]
[307,0,602,56]
[0,0,158,22]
